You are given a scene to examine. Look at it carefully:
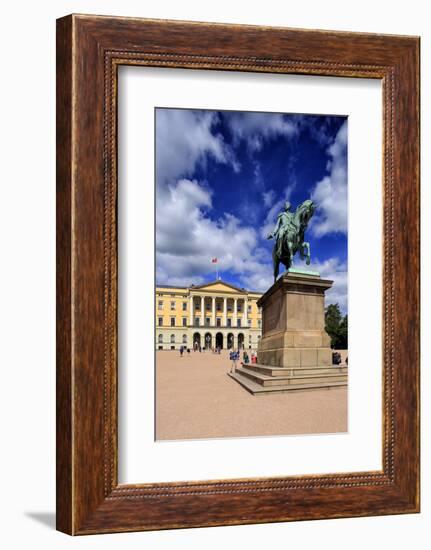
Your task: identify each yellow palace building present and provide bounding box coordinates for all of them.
[156,280,263,351]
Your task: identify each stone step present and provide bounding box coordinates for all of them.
[243,363,347,377]
[228,372,347,395]
[235,367,347,387]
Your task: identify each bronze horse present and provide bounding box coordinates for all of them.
[268,199,316,282]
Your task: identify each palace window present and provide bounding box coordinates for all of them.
[227,318,231,327]
[248,319,252,327]
[205,317,211,326]
[170,317,175,327]
[237,319,241,327]
[170,334,175,343]
[216,317,221,327]
[170,301,175,310]
[182,334,187,344]
[216,302,221,311]
[158,317,163,326]
[182,302,187,311]
[258,319,262,328]
[195,317,200,326]
[182,317,187,327]
[158,334,163,343]
[248,305,252,313]
[237,304,242,312]
[158,300,163,310]
[206,303,211,311]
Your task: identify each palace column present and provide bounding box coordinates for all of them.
[189,295,193,326]
[223,297,227,326]
[233,298,238,327]
[201,296,205,326]
[212,296,216,326]
[243,297,248,327]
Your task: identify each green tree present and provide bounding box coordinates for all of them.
[338,314,348,349]
[325,303,348,349]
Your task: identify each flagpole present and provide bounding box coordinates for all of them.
[212,258,219,280]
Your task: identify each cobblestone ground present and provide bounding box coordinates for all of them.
[155,350,347,440]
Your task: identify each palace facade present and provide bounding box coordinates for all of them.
[156,280,263,351]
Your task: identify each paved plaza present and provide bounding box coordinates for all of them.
[155,349,347,440]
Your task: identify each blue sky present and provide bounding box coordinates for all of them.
[155,108,348,312]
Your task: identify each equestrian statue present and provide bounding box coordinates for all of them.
[267,199,316,282]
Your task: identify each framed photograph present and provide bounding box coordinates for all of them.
[56,14,420,534]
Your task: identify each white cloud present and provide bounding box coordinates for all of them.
[310,120,348,237]
[237,263,273,293]
[156,109,239,187]
[226,112,298,152]
[262,189,275,208]
[156,178,272,290]
[155,109,281,291]
[253,161,265,191]
[155,109,348,299]
[306,257,348,313]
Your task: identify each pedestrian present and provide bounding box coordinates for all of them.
[230,350,238,373]
[179,346,184,358]
[187,348,190,356]
[234,350,239,372]
[332,351,341,365]
[243,350,249,364]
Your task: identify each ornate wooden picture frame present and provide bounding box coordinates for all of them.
[56,14,420,534]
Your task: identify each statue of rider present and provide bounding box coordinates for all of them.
[267,201,296,258]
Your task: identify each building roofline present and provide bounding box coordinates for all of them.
[156,279,263,295]
[156,284,188,290]
[191,279,247,293]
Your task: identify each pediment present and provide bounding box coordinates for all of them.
[191,280,247,294]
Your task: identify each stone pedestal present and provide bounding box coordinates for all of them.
[257,272,333,368]
[228,271,347,395]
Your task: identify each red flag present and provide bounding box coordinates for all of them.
[211,258,218,263]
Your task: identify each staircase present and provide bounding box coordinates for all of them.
[228,363,348,395]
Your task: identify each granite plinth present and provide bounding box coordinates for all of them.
[256,272,333,368]
[230,272,348,394]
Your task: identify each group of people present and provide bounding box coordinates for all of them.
[332,351,348,365]
[241,350,257,364]
[191,343,223,354]
[229,349,258,373]
[179,346,191,357]
[179,345,258,370]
